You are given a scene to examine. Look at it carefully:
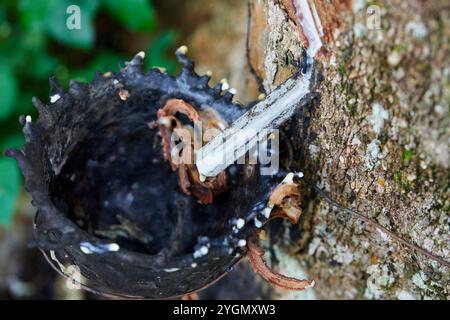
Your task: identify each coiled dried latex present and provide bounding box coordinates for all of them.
[5,51,282,299]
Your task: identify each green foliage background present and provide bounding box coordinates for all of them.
[0,0,179,227]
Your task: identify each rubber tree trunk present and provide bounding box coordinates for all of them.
[189,0,449,300]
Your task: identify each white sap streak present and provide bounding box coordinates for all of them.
[164,268,181,273]
[310,0,324,36]
[80,242,120,255]
[50,94,61,103]
[292,0,323,57]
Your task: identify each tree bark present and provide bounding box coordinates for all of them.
[240,0,449,300]
[153,0,450,300]
[189,0,449,300]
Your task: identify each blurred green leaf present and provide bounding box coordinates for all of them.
[0,133,25,229]
[47,0,100,49]
[0,157,20,228]
[18,0,53,33]
[0,20,12,41]
[146,31,179,74]
[0,7,6,23]
[17,91,36,115]
[29,51,58,79]
[0,133,25,152]
[89,51,126,72]
[102,0,156,32]
[0,63,18,121]
[11,31,57,80]
[71,51,125,82]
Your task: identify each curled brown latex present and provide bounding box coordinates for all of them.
[157,99,227,203]
[245,174,315,291]
[247,237,315,291]
[269,181,302,224]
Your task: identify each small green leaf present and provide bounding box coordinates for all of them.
[0,157,21,228]
[102,0,156,32]
[47,0,100,49]
[0,63,18,121]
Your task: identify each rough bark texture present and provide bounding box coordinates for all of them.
[192,0,449,299]
[247,0,449,300]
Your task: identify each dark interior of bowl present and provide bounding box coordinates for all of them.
[8,53,278,298]
[51,112,236,256]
